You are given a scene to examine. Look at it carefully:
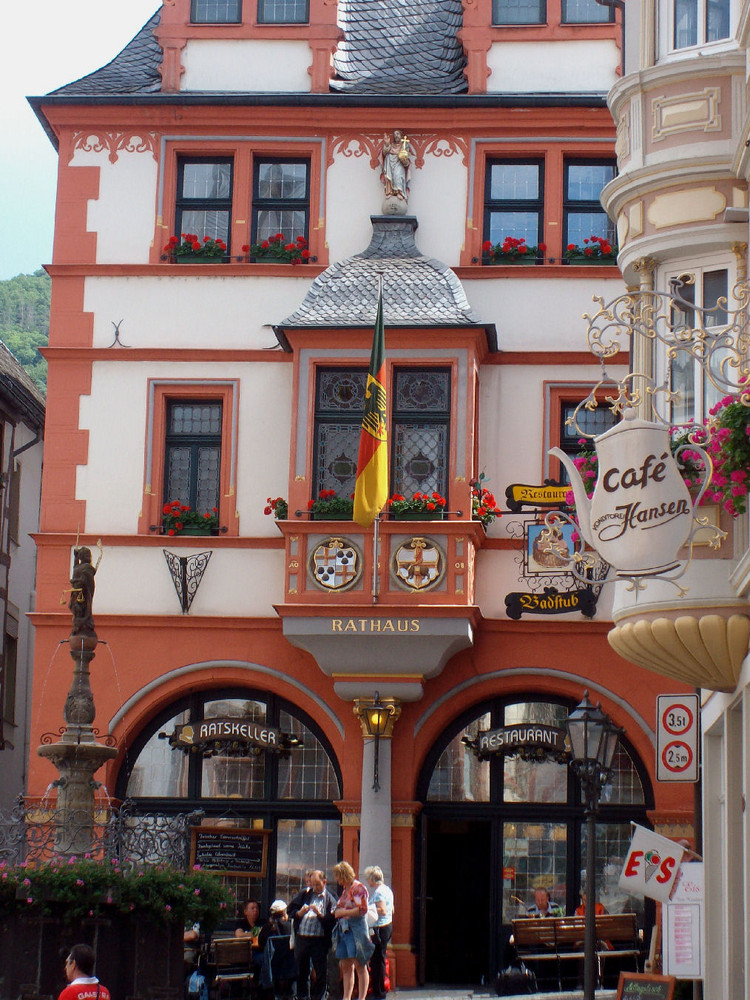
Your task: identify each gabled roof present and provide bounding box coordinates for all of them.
[331,0,467,95]
[0,342,45,431]
[275,216,497,349]
[49,12,162,96]
[45,1,467,98]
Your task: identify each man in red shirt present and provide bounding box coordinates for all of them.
[58,945,111,1000]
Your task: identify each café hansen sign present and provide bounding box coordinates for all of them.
[550,411,708,577]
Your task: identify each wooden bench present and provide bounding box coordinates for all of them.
[512,913,642,991]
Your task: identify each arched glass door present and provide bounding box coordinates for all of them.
[416,697,653,985]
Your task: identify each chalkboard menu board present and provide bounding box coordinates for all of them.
[616,972,676,1000]
[190,827,269,877]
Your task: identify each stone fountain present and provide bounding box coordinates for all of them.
[37,546,117,856]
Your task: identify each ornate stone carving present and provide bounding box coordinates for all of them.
[72,131,159,164]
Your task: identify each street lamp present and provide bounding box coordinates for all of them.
[566,692,623,999]
[356,691,399,791]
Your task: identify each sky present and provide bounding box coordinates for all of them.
[0,1,160,280]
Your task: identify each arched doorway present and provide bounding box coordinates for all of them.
[416,696,654,986]
[115,687,342,906]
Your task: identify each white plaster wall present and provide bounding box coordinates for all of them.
[70,148,158,264]
[182,39,311,92]
[78,360,293,536]
[326,143,468,265]
[408,151,467,268]
[464,274,626,351]
[326,151,380,261]
[91,545,286,616]
[487,40,620,92]
[83,276,313,349]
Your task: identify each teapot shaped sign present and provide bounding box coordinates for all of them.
[550,411,709,577]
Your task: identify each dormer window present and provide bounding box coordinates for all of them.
[190,0,242,23]
[257,0,309,23]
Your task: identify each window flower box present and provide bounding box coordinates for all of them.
[388,491,447,518]
[482,237,546,265]
[563,236,617,264]
[247,233,310,265]
[162,234,228,262]
[162,500,219,536]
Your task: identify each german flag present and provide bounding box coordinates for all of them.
[353,288,388,527]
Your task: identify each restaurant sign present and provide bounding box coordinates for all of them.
[462,723,569,762]
[161,718,302,756]
[505,481,570,512]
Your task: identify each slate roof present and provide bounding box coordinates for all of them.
[277,217,492,340]
[332,0,467,95]
[47,1,467,98]
[49,12,162,96]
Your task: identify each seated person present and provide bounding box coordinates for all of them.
[575,890,607,917]
[526,886,562,918]
[235,899,263,941]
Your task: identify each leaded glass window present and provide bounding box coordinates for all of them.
[484,160,544,249]
[118,689,342,906]
[176,159,233,249]
[252,159,310,245]
[563,160,616,249]
[562,0,613,22]
[492,0,545,23]
[257,0,308,22]
[391,368,451,498]
[164,401,222,512]
[314,369,367,496]
[191,0,242,22]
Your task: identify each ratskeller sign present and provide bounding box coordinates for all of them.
[161,718,302,756]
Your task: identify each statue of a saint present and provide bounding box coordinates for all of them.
[69,546,97,636]
[380,130,412,203]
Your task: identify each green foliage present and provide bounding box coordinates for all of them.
[0,271,50,392]
[0,857,234,929]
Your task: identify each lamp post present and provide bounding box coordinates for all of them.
[566,692,623,999]
[357,691,398,791]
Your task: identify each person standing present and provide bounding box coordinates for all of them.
[288,870,337,1000]
[59,945,110,1000]
[332,862,374,1000]
[364,866,393,1000]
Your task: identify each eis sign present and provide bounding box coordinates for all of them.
[551,412,705,576]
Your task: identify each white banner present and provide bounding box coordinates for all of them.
[618,824,685,902]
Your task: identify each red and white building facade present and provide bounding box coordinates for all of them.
[28,0,697,985]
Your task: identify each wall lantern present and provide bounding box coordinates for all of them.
[565,691,623,1000]
[353,691,401,791]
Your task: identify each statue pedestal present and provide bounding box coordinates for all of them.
[381,195,408,216]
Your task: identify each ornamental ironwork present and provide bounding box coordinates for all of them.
[163,549,212,613]
[462,724,570,763]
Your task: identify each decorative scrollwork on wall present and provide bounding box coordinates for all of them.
[72,131,159,164]
[328,132,468,170]
[163,549,213,614]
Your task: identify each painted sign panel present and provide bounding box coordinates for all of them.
[657,694,699,782]
[615,973,675,1000]
[505,587,597,619]
[190,826,269,877]
[663,863,704,978]
[505,482,570,511]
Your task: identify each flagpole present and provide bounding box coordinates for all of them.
[372,514,380,604]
